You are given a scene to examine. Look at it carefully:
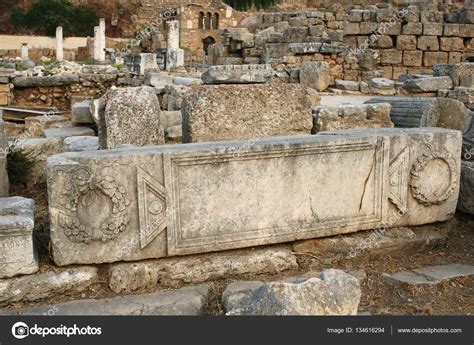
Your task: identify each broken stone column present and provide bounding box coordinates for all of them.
[20,43,28,61]
[47,128,461,265]
[56,26,64,62]
[93,26,100,62]
[98,18,106,63]
[166,20,184,71]
[182,83,319,143]
[364,97,471,131]
[0,197,38,278]
[98,86,165,149]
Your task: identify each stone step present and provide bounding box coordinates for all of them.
[382,264,474,285]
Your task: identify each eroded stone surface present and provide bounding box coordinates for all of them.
[98,86,164,149]
[47,128,461,265]
[2,284,210,316]
[108,248,297,293]
[383,264,474,285]
[0,267,98,305]
[226,269,361,315]
[458,161,474,214]
[63,136,99,152]
[201,64,274,84]
[0,197,37,278]
[312,103,393,133]
[403,76,453,92]
[182,83,317,143]
[300,61,331,91]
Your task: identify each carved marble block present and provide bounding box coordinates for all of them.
[201,64,274,84]
[0,197,38,278]
[47,128,461,266]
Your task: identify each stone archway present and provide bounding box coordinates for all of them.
[202,36,216,55]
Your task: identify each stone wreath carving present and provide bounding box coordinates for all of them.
[57,160,131,243]
[409,148,457,206]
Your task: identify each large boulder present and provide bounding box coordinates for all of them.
[227,269,361,315]
[98,86,165,149]
[299,61,331,91]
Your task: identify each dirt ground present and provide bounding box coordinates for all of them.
[9,182,474,316]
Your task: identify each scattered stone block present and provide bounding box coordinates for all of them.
[124,53,159,76]
[145,72,173,87]
[23,115,69,137]
[201,65,273,84]
[0,197,37,278]
[44,126,95,140]
[403,76,453,92]
[182,83,316,143]
[71,100,94,124]
[12,75,79,88]
[0,117,9,196]
[98,86,165,149]
[369,78,395,95]
[312,103,393,133]
[300,61,331,92]
[108,248,298,293]
[458,161,474,214]
[47,128,461,265]
[62,136,99,152]
[365,97,471,131]
[383,264,474,286]
[0,267,98,305]
[335,80,359,91]
[3,285,210,316]
[226,269,361,316]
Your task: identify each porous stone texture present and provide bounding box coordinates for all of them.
[0,117,9,196]
[182,83,317,143]
[47,128,461,266]
[293,225,448,263]
[108,248,298,293]
[365,97,471,131]
[44,126,95,140]
[226,269,361,315]
[3,284,210,316]
[222,281,265,312]
[312,103,393,133]
[71,100,94,124]
[383,264,474,285]
[98,86,165,149]
[299,61,331,91]
[458,161,474,214]
[23,115,69,137]
[403,76,453,92]
[335,80,359,91]
[12,75,79,88]
[165,125,182,143]
[62,136,99,152]
[201,64,274,84]
[369,78,396,95]
[160,111,182,129]
[0,267,98,305]
[0,197,38,278]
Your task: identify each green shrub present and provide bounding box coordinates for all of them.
[224,0,278,11]
[7,149,37,187]
[10,0,97,37]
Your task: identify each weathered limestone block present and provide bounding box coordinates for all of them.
[403,76,453,92]
[0,267,98,305]
[397,35,417,50]
[226,269,361,316]
[165,125,182,143]
[98,86,164,149]
[124,53,159,76]
[364,97,471,131]
[369,78,395,95]
[47,128,461,265]
[433,63,474,87]
[457,161,474,214]
[44,126,95,140]
[63,136,99,152]
[423,23,443,36]
[403,51,423,67]
[0,197,38,278]
[287,42,321,54]
[160,111,181,129]
[312,103,393,133]
[201,65,273,84]
[12,75,79,88]
[182,84,317,143]
[71,100,94,124]
[403,22,423,35]
[423,52,448,67]
[4,285,210,316]
[108,248,297,293]
[417,36,439,51]
[300,61,331,92]
[334,80,359,91]
[23,115,69,137]
[0,117,9,196]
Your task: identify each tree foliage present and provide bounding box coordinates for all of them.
[224,0,278,11]
[10,0,97,37]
